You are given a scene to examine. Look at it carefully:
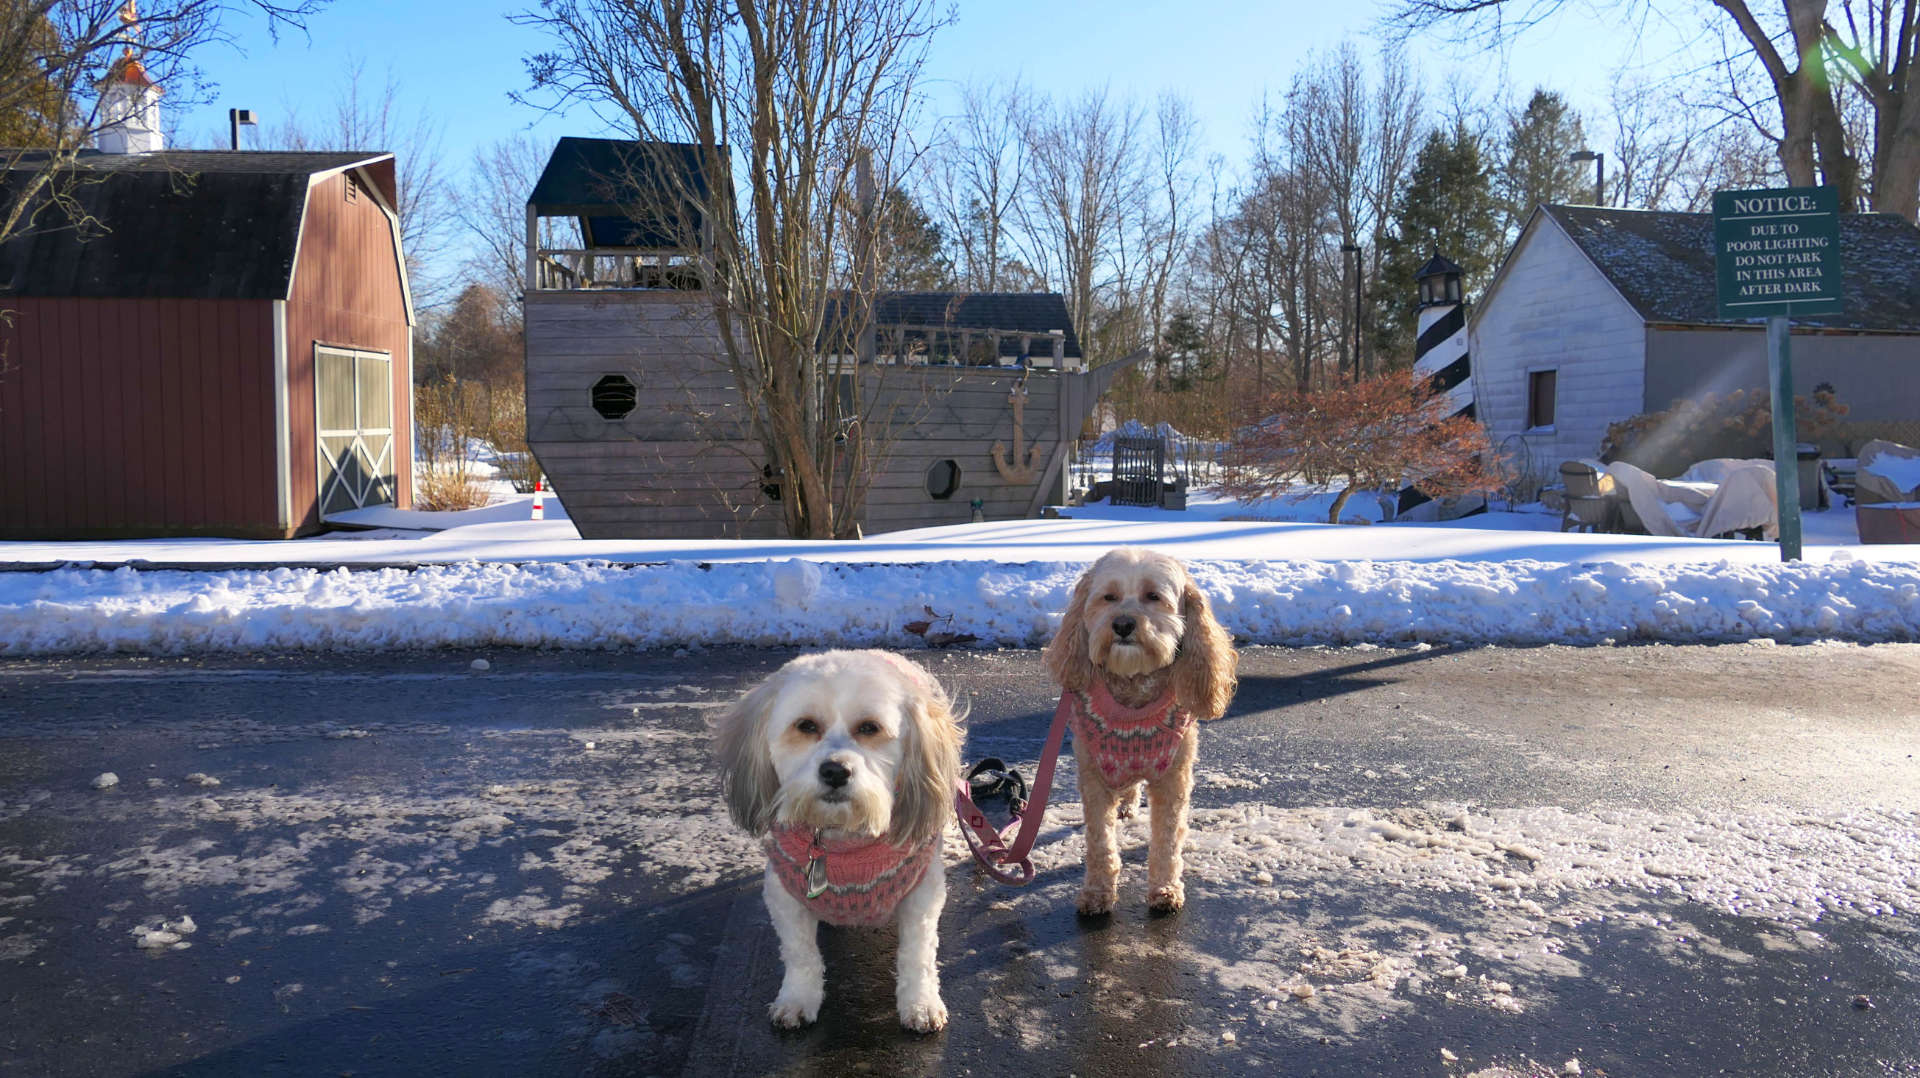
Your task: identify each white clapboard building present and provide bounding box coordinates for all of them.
[1471,204,1920,486]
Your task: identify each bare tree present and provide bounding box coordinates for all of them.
[1135,93,1201,365]
[515,0,944,540]
[924,78,1026,292]
[452,132,559,308]
[1286,42,1424,377]
[1014,87,1151,361]
[267,56,455,307]
[1604,73,1780,209]
[1388,0,1920,220]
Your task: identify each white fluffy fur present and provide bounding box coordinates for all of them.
[712,649,963,1032]
[1042,548,1238,915]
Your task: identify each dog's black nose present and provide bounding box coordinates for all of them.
[818,759,851,788]
[1112,615,1136,638]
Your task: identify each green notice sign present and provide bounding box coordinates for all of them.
[1713,185,1844,318]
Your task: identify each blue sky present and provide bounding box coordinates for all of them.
[175,0,1637,161]
[168,0,1648,288]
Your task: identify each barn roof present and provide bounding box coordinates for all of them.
[1538,204,1920,333]
[825,291,1084,361]
[0,149,394,300]
[527,137,713,250]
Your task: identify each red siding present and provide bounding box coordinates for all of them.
[0,166,411,540]
[0,297,279,538]
[283,169,414,532]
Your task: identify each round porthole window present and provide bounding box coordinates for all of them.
[591,374,637,420]
[925,459,961,500]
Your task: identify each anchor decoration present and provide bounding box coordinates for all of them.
[991,383,1045,483]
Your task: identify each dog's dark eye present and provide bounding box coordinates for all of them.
[1144,591,1162,603]
[1102,592,1119,603]
[855,720,883,737]
[794,718,820,736]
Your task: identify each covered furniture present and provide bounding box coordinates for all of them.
[1606,459,1778,540]
[1854,440,1920,543]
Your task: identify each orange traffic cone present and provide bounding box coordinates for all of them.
[532,477,546,520]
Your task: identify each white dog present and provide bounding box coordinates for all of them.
[713,649,963,1033]
[1043,548,1237,916]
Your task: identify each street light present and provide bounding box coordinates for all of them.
[1569,149,1605,207]
[1340,241,1362,376]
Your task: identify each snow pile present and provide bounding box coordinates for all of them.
[4,554,1920,656]
[1862,451,1920,493]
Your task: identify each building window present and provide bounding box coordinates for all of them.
[1528,369,1557,429]
[925,459,961,500]
[591,374,636,420]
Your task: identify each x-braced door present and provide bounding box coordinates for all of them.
[315,346,396,516]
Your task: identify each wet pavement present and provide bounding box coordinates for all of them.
[2,643,1919,1077]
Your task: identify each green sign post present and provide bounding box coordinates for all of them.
[1712,185,1845,562]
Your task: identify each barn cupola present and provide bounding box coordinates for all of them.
[95,3,163,155]
[96,49,162,154]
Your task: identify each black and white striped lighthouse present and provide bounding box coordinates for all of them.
[1398,252,1474,516]
[1412,251,1472,417]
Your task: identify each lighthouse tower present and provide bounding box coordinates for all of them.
[1412,251,1471,419]
[1397,252,1477,518]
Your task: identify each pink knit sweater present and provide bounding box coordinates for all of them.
[766,826,939,927]
[1068,680,1195,787]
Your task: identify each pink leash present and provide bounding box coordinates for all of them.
[952,693,1073,885]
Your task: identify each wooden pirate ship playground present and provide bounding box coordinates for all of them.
[521,137,1141,539]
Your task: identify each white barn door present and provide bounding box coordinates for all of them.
[315,346,396,516]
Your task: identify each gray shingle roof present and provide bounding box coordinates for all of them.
[0,150,390,299]
[1541,204,1920,333]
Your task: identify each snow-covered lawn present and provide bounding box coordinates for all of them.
[3,486,1918,655]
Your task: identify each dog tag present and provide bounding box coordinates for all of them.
[803,856,829,899]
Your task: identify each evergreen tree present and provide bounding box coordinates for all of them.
[1154,308,1211,391]
[874,184,953,292]
[1497,88,1592,235]
[1370,123,1500,363]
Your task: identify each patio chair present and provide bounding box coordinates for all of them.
[1558,460,1621,533]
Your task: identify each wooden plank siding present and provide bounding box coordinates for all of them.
[0,297,280,538]
[525,290,1071,538]
[283,169,415,534]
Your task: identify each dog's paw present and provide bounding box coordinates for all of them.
[1147,883,1185,913]
[1076,886,1118,916]
[897,993,948,1033]
[1115,784,1144,820]
[768,992,821,1029]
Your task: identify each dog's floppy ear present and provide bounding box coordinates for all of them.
[1042,565,1096,692]
[1172,572,1237,720]
[713,672,782,835]
[887,659,965,845]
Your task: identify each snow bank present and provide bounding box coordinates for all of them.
[4,555,1919,656]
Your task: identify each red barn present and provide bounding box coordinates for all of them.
[0,149,415,538]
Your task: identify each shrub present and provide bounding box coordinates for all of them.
[414,468,493,512]
[1219,370,1508,523]
[1600,386,1848,477]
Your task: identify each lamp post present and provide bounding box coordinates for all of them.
[1340,240,1362,377]
[1569,149,1605,206]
